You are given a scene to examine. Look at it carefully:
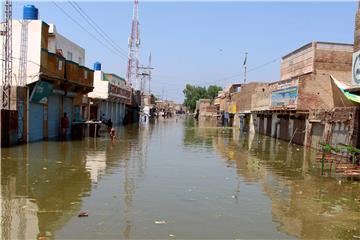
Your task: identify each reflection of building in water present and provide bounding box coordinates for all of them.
[2,177,39,240]
[120,123,153,239]
[1,142,92,239]
[85,152,106,184]
[204,127,360,239]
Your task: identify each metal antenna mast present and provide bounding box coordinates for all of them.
[18,20,29,87]
[1,0,13,109]
[126,0,140,90]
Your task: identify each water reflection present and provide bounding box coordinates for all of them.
[1,118,359,239]
[1,123,153,239]
[184,119,360,239]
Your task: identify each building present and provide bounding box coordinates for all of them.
[0,5,94,143]
[251,41,356,147]
[88,64,131,125]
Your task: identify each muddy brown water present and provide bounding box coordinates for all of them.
[1,117,359,239]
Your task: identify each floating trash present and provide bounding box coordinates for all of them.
[154,220,167,225]
[78,212,89,217]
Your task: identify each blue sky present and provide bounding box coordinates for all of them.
[12,1,358,102]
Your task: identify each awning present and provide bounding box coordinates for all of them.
[331,75,360,104]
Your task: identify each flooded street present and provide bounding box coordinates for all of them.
[1,118,360,239]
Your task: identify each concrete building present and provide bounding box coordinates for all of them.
[251,42,356,147]
[88,68,131,125]
[0,6,94,143]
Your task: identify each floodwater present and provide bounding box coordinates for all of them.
[1,117,360,239]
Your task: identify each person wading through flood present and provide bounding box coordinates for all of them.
[106,118,116,141]
[61,112,69,139]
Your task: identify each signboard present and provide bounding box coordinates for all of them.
[271,86,298,108]
[30,81,53,104]
[103,73,125,87]
[228,102,236,114]
[352,50,360,85]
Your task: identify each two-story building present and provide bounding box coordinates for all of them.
[0,5,94,143]
[88,63,131,125]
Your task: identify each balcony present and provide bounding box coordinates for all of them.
[40,48,65,82]
[65,61,94,93]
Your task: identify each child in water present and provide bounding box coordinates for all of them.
[109,127,117,142]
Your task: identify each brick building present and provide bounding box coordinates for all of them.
[250,41,357,147]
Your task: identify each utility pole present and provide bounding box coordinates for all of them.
[243,52,247,83]
[126,0,140,90]
[1,0,13,110]
[148,52,152,94]
[1,0,13,148]
[138,53,154,94]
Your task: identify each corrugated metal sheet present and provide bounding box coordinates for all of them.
[279,117,290,141]
[311,123,324,149]
[29,102,43,142]
[48,94,60,138]
[293,118,306,145]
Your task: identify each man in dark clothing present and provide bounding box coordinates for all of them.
[107,118,113,129]
[61,112,69,139]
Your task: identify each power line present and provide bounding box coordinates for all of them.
[153,56,281,87]
[51,1,127,61]
[68,0,128,59]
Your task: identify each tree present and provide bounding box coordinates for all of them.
[207,85,223,101]
[183,84,222,112]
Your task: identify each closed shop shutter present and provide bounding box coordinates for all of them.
[266,116,272,136]
[64,97,73,135]
[279,117,290,141]
[259,116,265,135]
[292,118,306,145]
[48,94,60,138]
[29,102,43,142]
[311,123,324,149]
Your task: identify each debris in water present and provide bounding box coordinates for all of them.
[42,167,47,170]
[56,161,63,164]
[154,220,167,225]
[78,212,89,217]
[169,234,176,237]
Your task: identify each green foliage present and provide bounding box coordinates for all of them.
[207,85,223,101]
[183,84,222,112]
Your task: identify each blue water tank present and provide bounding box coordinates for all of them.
[23,5,38,20]
[93,62,101,71]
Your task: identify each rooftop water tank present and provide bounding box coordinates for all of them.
[23,5,39,20]
[93,62,101,71]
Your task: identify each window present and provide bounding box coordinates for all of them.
[84,70,88,79]
[58,60,63,71]
[67,51,73,61]
[78,57,83,65]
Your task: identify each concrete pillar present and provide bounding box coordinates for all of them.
[249,114,256,133]
[289,117,294,140]
[304,120,312,148]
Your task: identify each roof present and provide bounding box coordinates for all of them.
[282,41,353,60]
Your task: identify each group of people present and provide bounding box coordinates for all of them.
[60,112,117,141]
